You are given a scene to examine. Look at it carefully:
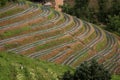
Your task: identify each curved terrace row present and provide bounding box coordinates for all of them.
[0,2,119,74]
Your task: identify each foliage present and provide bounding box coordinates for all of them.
[109,0,120,16]
[61,71,73,80]
[0,0,8,6]
[97,0,108,22]
[0,0,18,6]
[61,0,120,35]
[60,3,73,15]
[61,0,89,20]
[61,60,112,80]
[74,0,89,18]
[106,15,120,34]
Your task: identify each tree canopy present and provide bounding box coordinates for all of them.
[61,60,111,80]
[61,0,120,35]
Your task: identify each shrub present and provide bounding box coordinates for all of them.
[61,60,111,80]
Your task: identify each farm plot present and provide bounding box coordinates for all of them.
[0,2,120,74]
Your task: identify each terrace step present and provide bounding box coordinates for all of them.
[6,13,73,53]
[0,3,17,14]
[0,7,50,30]
[0,5,32,22]
[62,26,103,65]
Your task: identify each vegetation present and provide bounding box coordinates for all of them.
[106,15,120,35]
[0,0,17,6]
[61,60,112,80]
[0,52,119,80]
[0,1,119,80]
[61,0,120,35]
[0,7,24,18]
[0,26,30,39]
[112,75,120,80]
[0,0,9,6]
[0,51,73,80]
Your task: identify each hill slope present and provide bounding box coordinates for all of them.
[0,52,73,80]
[0,1,120,75]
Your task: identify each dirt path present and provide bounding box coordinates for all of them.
[55,0,63,11]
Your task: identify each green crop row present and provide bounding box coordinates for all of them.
[36,36,73,51]
[84,32,96,43]
[0,26,30,39]
[47,11,54,20]
[95,37,107,52]
[0,7,24,18]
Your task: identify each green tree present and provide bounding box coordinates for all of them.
[0,0,8,6]
[61,71,73,80]
[60,3,73,15]
[74,0,89,19]
[110,0,120,16]
[97,0,108,23]
[89,60,111,80]
[73,62,90,80]
[61,60,111,80]
[107,15,120,33]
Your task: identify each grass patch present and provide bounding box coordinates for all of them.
[0,51,73,80]
[0,26,31,39]
[95,38,107,52]
[84,32,96,43]
[112,75,120,80]
[4,43,18,49]
[36,36,73,51]
[47,11,54,20]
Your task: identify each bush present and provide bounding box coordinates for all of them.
[106,15,120,34]
[0,0,8,6]
[61,60,111,80]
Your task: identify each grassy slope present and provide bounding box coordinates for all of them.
[112,75,120,80]
[0,52,119,80]
[0,52,73,80]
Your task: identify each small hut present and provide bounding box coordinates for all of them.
[44,2,52,7]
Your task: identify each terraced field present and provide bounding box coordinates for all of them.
[0,1,120,74]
